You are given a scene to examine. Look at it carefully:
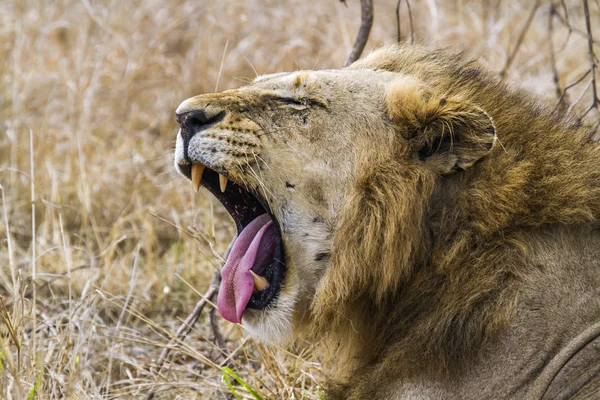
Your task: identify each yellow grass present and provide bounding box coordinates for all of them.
[0,0,598,398]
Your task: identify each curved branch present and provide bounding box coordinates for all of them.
[144,270,221,400]
[344,0,374,67]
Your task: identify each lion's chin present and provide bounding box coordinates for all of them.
[241,292,296,344]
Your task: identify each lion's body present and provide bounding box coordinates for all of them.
[175,45,600,398]
[335,226,600,399]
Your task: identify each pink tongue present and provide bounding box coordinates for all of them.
[217,214,276,323]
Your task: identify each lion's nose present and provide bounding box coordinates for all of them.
[176,109,226,139]
[176,108,226,161]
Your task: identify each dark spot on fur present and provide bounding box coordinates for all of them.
[460,68,480,80]
[286,182,296,189]
[313,216,324,223]
[301,115,308,126]
[315,252,330,262]
[211,148,217,153]
[306,179,326,203]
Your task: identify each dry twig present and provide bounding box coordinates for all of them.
[554,1,600,46]
[144,270,221,400]
[548,3,563,101]
[549,0,598,115]
[554,69,592,111]
[500,0,542,79]
[395,0,414,44]
[209,304,226,351]
[344,0,374,66]
[580,0,599,121]
[406,0,414,45]
[396,0,401,43]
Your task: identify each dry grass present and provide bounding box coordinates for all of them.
[0,0,598,398]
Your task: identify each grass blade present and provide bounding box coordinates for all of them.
[221,366,263,400]
[27,368,43,400]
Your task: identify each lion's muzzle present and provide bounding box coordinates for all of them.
[176,108,226,163]
[174,95,285,325]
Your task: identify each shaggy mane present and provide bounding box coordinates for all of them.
[309,45,600,396]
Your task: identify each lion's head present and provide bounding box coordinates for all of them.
[174,44,600,399]
[174,45,501,345]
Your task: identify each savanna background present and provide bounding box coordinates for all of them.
[1,0,599,398]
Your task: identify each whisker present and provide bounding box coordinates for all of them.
[247,156,273,201]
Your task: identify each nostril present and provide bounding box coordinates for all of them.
[176,109,226,134]
[188,116,204,127]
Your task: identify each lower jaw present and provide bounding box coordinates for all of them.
[242,308,294,344]
[240,285,299,344]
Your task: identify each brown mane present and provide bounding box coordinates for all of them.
[310,45,600,396]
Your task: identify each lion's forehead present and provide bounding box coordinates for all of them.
[249,71,329,96]
[248,69,396,95]
[177,69,399,114]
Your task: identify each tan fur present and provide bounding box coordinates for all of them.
[175,44,600,398]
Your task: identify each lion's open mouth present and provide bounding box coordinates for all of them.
[179,163,284,324]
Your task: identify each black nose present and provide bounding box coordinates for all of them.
[176,109,226,161]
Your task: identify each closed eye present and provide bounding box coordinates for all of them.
[277,97,310,110]
[265,93,328,109]
[277,97,329,110]
[278,97,305,106]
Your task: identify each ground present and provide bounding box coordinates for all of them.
[0,0,598,398]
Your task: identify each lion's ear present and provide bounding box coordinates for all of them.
[386,80,496,174]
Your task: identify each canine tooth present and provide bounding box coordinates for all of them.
[191,164,205,193]
[250,270,269,291]
[219,174,228,193]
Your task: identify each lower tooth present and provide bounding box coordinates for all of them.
[250,271,269,291]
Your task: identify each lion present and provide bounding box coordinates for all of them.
[173,44,600,399]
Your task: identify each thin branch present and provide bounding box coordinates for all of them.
[554,2,600,46]
[500,0,541,80]
[144,270,221,400]
[209,302,226,351]
[554,5,573,53]
[548,3,563,100]
[554,68,592,111]
[560,0,571,28]
[580,101,597,119]
[582,0,599,111]
[395,0,414,44]
[344,0,374,67]
[396,0,401,43]
[567,78,592,114]
[406,0,414,45]
[590,116,600,138]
